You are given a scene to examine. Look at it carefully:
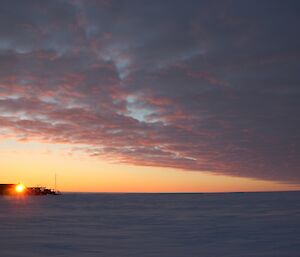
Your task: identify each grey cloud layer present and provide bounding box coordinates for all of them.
[0,0,299,182]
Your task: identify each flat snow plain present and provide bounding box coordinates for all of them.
[0,192,299,257]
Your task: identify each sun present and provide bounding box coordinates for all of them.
[15,184,26,193]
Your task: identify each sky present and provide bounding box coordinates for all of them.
[0,0,299,192]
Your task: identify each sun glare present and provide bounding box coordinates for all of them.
[15,184,26,193]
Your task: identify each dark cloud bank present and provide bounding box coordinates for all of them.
[0,0,299,183]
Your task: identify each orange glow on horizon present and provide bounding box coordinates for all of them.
[1,139,299,193]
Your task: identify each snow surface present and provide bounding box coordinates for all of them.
[0,192,299,257]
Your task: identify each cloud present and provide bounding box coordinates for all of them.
[0,0,299,183]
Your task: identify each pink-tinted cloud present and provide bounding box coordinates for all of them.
[0,0,299,183]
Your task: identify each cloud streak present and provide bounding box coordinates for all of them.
[0,0,300,182]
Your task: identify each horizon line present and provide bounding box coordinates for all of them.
[61,190,300,194]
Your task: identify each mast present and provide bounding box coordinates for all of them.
[55,173,57,192]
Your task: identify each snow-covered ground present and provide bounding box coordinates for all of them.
[0,192,299,257]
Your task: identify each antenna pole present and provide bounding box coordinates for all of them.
[55,173,57,192]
